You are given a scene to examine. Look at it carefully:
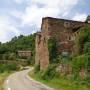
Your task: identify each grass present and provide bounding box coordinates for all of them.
[29,70,90,90]
[0,72,10,90]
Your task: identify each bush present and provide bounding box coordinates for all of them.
[83,42,90,54]
[82,75,90,86]
[0,63,18,73]
[0,54,3,60]
[6,63,18,71]
[41,64,57,80]
[75,24,90,54]
[8,53,16,60]
[3,54,9,60]
[34,64,40,73]
[0,64,6,73]
[27,56,34,65]
[71,54,89,78]
[48,38,57,63]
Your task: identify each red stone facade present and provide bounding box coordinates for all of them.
[35,17,90,70]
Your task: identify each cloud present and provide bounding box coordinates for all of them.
[1,0,86,43]
[9,10,23,18]
[72,13,87,21]
[0,16,20,43]
[13,0,24,4]
[21,0,80,28]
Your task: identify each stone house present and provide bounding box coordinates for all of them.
[18,51,32,58]
[35,16,90,70]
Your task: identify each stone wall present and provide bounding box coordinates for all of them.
[42,17,86,54]
[35,31,49,70]
[57,64,87,78]
[35,32,41,65]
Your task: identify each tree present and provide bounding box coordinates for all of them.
[0,42,1,45]
[75,24,90,54]
[0,34,35,63]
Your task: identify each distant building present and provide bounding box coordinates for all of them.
[18,51,32,58]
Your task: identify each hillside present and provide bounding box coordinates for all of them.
[0,34,35,54]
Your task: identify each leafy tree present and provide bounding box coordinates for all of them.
[0,34,35,62]
[0,34,35,54]
[83,42,90,54]
[74,24,90,80]
[75,24,90,54]
[0,42,1,45]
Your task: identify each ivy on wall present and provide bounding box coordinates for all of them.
[48,38,57,63]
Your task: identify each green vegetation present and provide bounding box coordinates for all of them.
[0,64,19,73]
[0,34,35,54]
[48,38,58,63]
[29,70,90,90]
[0,72,10,90]
[0,34,35,90]
[34,64,40,73]
[41,64,57,80]
[0,34,35,65]
[71,54,89,74]
[0,63,21,90]
[75,24,90,54]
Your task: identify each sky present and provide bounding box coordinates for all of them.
[0,0,90,43]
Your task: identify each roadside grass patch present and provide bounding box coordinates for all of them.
[0,72,10,90]
[0,63,21,90]
[29,70,90,90]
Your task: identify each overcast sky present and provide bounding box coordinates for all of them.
[0,0,90,43]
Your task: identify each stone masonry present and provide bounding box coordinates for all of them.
[35,16,90,70]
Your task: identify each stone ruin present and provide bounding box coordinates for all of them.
[35,16,90,71]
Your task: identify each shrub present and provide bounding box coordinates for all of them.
[27,56,35,65]
[0,64,6,73]
[75,24,90,54]
[34,64,40,73]
[6,63,18,71]
[71,54,89,78]
[0,63,18,73]
[82,75,90,86]
[0,54,3,60]
[8,53,16,60]
[83,42,90,54]
[48,38,57,63]
[3,54,9,60]
[41,64,57,80]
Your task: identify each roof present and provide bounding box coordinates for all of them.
[18,51,31,53]
[42,17,85,23]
